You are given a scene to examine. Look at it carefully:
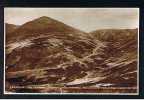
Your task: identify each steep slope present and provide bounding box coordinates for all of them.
[84,29,138,87]
[6,16,100,89]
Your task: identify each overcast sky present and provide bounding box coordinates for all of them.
[4,8,139,32]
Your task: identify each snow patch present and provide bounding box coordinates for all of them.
[48,38,62,46]
[95,83,114,87]
[7,40,33,53]
[66,77,105,86]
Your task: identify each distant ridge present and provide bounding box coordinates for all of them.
[90,28,137,42]
[6,23,19,34]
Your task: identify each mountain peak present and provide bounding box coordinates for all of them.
[33,16,56,23]
[38,16,52,20]
[39,16,49,18]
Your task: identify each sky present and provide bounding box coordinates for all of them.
[4,8,139,32]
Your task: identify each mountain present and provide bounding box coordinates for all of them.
[90,29,137,46]
[5,17,138,93]
[88,29,138,87]
[5,16,99,89]
[6,16,91,43]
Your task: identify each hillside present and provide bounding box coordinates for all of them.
[5,17,138,93]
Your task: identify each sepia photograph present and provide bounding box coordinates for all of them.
[4,8,139,94]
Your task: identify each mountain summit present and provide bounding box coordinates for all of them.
[33,16,57,23]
